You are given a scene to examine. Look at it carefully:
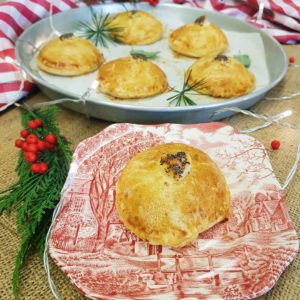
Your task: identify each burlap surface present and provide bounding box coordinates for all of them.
[0,45,299,299]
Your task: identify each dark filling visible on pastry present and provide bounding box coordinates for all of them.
[130,10,138,15]
[59,33,74,40]
[214,55,229,63]
[131,53,148,61]
[160,151,190,179]
[194,15,206,26]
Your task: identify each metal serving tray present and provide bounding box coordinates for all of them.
[16,3,287,123]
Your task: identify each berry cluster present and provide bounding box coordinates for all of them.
[15,119,57,174]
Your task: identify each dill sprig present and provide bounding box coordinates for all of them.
[167,72,206,106]
[77,8,123,48]
[0,106,72,300]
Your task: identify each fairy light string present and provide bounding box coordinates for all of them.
[282,141,300,190]
[211,107,300,190]
[49,1,61,37]
[211,107,300,130]
[43,201,61,300]
[33,79,99,118]
[264,62,300,101]
[265,89,300,101]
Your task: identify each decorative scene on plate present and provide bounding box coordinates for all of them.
[50,123,298,300]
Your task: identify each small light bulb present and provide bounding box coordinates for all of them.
[90,80,99,90]
[5,56,14,64]
[281,110,292,118]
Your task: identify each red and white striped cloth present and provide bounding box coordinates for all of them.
[0,0,299,111]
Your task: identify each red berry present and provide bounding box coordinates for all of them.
[38,162,48,174]
[26,134,38,144]
[45,133,57,145]
[15,139,24,148]
[45,141,55,150]
[30,163,41,173]
[34,119,43,127]
[271,140,280,150]
[37,140,47,151]
[28,120,38,129]
[27,143,39,153]
[24,151,37,163]
[21,142,29,152]
[289,56,295,63]
[20,129,30,138]
[149,0,158,6]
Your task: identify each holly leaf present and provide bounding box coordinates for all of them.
[234,53,251,68]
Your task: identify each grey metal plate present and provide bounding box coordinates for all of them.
[16,3,287,124]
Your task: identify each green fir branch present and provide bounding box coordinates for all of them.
[12,235,32,300]
[167,72,207,106]
[0,106,72,299]
[130,49,160,60]
[77,7,123,47]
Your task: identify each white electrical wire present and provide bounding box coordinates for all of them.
[239,110,293,133]
[43,202,62,300]
[211,107,300,130]
[211,106,300,190]
[282,140,300,189]
[265,90,300,101]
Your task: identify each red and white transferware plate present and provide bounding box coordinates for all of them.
[49,123,299,300]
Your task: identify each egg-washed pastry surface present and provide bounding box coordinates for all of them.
[36,36,104,76]
[187,55,256,98]
[168,16,228,58]
[96,55,168,99]
[106,10,163,45]
[116,143,230,248]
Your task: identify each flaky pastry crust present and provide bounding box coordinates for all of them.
[168,22,228,58]
[96,56,168,99]
[107,10,163,45]
[36,36,104,76]
[187,55,256,98]
[116,143,230,248]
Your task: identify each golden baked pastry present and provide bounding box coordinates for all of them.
[168,16,228,58]
[106,10,163,45]
[187,55,256,98]
[116,143,230,248]
[96,55,168,99]
[36,35,104,76]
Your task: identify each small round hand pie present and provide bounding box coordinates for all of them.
[116,143,230,248]
[36,36,104,76]
[106,10,163,45]
[168,16,228,58]
[96,56,168,99]
[187,55,256,98]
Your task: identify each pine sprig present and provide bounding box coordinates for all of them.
[77,8,123,47]
[167,72,207,106]
[130,49,160,60]
[0,106,72,300]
